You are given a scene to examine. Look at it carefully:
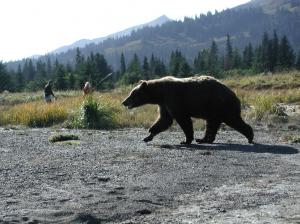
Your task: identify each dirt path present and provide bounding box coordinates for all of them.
[0,127,299,223]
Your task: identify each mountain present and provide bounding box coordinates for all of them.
[55,0,300,69]
[7,0,300,71]
[52,15,172,54]
[236,0,300,13]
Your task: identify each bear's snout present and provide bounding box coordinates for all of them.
[122,98,133,109]
[122,99,128,106]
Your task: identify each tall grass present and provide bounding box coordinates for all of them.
[1,101,68,127]
[224,70,300,90]
[236,88,300,121]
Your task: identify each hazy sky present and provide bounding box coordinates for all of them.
[0,0,250,62]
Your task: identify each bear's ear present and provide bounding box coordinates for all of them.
[139,80,148,89]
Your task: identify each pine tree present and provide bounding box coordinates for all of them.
[16,64,24,91]
[46,57,52,77]
[271,30,279,71]
[142,56,150,80]
[22,60,29,81]
[208,40,220,75]
[27,59,36,81]
[253,45,263,73]
[75,48,85,82]
[278,35,295,69]
[194,49,209,74]
[224,34,233,71]
[0,62,12,92]
[150,54,155,78]
[233,48,242,69]
[68,73,76,89]
[36,60,46,80]
[65,63,73,74]
[243,43,254,69]
[261,32,271,71]
[74,49,87,88]
[75,48,84,67]
[94,53,112,89]
[169,50,181,76]
[148,54,166,77]
[83,55,93,86]
[54,64,67,90]
[180,62,191,77]
[120,52,126,76]
[169,50,189,77]
[194,51,202,73]
[121,54,143,84]
[153,58,167,77]
[127,54,142,74]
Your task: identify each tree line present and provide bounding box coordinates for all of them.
[1,31,300,92]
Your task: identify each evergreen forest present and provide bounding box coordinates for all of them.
[1,31,300,92]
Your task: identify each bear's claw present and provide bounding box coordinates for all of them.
[196,138,214,144]
[180,140,192,145]
[143,135,154,142]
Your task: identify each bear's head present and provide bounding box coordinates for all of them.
[122,81,150,109]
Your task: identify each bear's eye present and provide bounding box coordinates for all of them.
[131,90,139,99]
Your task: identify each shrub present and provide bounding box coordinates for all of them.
[49,134,79,143]
[71,95,117,129]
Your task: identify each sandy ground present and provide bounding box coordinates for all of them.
[0,127,299,223]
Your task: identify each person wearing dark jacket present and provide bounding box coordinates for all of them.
[44,80,55,103]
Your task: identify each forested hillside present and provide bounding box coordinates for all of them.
[35,3,300,69]
[1,0,300,92]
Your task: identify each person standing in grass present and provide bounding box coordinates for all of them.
[83,81,93,96]
[44,80,55,103]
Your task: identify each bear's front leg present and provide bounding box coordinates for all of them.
[144,106,173,143]
[174,115,194,145]
[143,133,154,142]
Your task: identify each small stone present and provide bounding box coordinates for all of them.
[136,209,152,215]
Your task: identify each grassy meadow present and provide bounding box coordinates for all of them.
[0,71,299,129]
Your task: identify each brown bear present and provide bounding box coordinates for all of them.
[122,76,253,145]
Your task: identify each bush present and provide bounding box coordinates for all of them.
[49,134,79,143]
[71,95,117,129]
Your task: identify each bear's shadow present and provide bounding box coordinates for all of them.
[157,142,299,155]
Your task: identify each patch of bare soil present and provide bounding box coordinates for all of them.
[0,127,299,223]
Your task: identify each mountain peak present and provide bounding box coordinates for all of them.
[52,15,172,54]
[156,15,172,22]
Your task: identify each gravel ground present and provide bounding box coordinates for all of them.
[0,127,299,223]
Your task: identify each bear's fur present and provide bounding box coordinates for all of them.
[122,76,254,144]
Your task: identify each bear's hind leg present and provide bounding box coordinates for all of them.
[196,120,221,144]
[174,116,194,144]
[224,117,254,143]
